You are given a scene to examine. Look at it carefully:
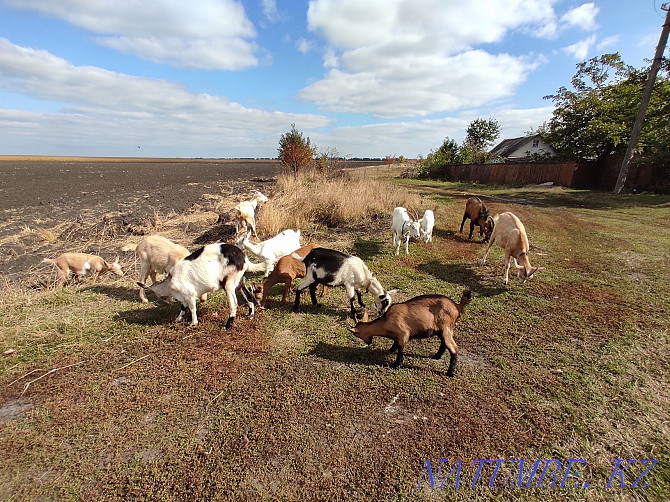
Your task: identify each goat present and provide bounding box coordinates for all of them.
[391,206,421,255]
[418,209,435,243]
[138,243,265,328]
[481,212,545,284]
[349,290,471,374]
[256,244,326,305]
[236,229,301,277]
[42,252,123,289]
[460,197,494,241]
[292,247,396,321]
[122,235,191,303]
[233,191,268,239]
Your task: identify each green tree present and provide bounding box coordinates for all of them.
[544,53,670,165]
[278,124,316,174]
[464,117,501,161]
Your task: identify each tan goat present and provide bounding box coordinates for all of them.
[122,235,191,303]
[481,212,545,284]
[255,244,326,305]
[42,252,123,289]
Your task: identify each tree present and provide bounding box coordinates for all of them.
[464,117,501,161]
[544,53,670,166]
[278,124,316,174]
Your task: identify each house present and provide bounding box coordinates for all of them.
[489,134,556,162]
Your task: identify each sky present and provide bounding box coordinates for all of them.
[0,0,666,159]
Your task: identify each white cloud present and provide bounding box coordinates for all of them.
[3,0,259,70]
[560,3,599,31]
[261,0,280,22]
[295,38,314,54]
[562,34,596,60]
[597,35,620,51]
[302,0,557,118]
[0,39,332,157]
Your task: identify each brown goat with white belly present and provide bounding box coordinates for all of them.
[460,197,494,241]
[255,244,326,305]
[349,290,471,375]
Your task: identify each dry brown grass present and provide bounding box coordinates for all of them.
[256,169,425,236]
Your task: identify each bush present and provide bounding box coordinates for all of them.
[278,124,316,174]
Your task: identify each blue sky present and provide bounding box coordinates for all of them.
[0,0,666,158]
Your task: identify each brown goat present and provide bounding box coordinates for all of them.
[255,244,326,305]
[460,197,493,241]
[42,252,123,289]
[349,290,471,375]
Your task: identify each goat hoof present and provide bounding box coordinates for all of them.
[224,316,234,329]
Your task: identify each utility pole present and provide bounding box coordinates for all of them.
[614,3,670,193]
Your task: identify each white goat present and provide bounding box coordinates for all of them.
[292,247,396,321]
[236,229,301,277]
[391,207,421,255]
[122,235,190,303]
[418,209,435,243]
[233,191,268,238]
[138,243,265,328]
[482,212,545,284]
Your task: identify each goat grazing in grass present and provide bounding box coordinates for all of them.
[418,209,435,243]
[391,206,421,255]
[482,212,545,284]
[122,235,191,303]
[138,243,264,328]
[234,191,268,239]
[460,197,494,241]
[349,290,471,374]
[255,244,326,305]
[42,252,123,289]
[236,229,301,277]
[292,247,396,321]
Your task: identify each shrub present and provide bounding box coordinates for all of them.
[278,124,316,174]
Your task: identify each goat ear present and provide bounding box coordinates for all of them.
[529,266,546,277]
[137,282,151,290]
[361,310,369,323]
[348,327,357,334]
[113,256,119,264]
[387,289,398,296]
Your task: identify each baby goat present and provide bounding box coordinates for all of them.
[234,191,268,239]
[256,244,326,305]
[138,243,264,328]
[292,247,396,321]
[482,212,545,284]
[236,229,301,277]
[43,252,123,289]
[349,290,471,374]
[391,206,421,255]
[460,197,494,241]
[122,235,190,303]
[418,209,435,243]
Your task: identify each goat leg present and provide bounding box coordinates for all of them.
[356,290,365,307]
[432,339,446,360]
[390,346,404,368]
[446,352,458,377]
[389,341,399,353]
[309,283,319,306]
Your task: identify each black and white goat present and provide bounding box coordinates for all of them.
[138,243,264,328]
[292,247,396,321]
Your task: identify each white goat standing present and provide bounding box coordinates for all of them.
[391,206,421,255]
[236,229,301,277]
[418,209,435,243]
[481,212,545,284]
[233,191,268,238]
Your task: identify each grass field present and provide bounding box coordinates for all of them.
[1,172,669,500]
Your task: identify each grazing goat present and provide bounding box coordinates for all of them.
[292,247,396,321]
[482,212,545,284]
[391,206,421,255]
[138,243,264,328]
[418,209,435,243]
[42,252,123,289]
[256,244,326,305]
[349,290,471,374]
[122,235,190,303]
[460,197,494,241]
[234,191,268,238]
[236,229,301,277]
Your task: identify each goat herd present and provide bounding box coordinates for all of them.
[41,191,544,375]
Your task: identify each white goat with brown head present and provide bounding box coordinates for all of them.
[482,212,545,284]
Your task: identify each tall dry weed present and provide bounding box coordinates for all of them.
[256,169,424,236]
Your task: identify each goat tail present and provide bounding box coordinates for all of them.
[121,243,137,253]
[42,258,56,265]
[458,289,472,313]
[245,259,267,274]
[290,252,305,262]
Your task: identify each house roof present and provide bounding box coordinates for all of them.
[490,134,541,158]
